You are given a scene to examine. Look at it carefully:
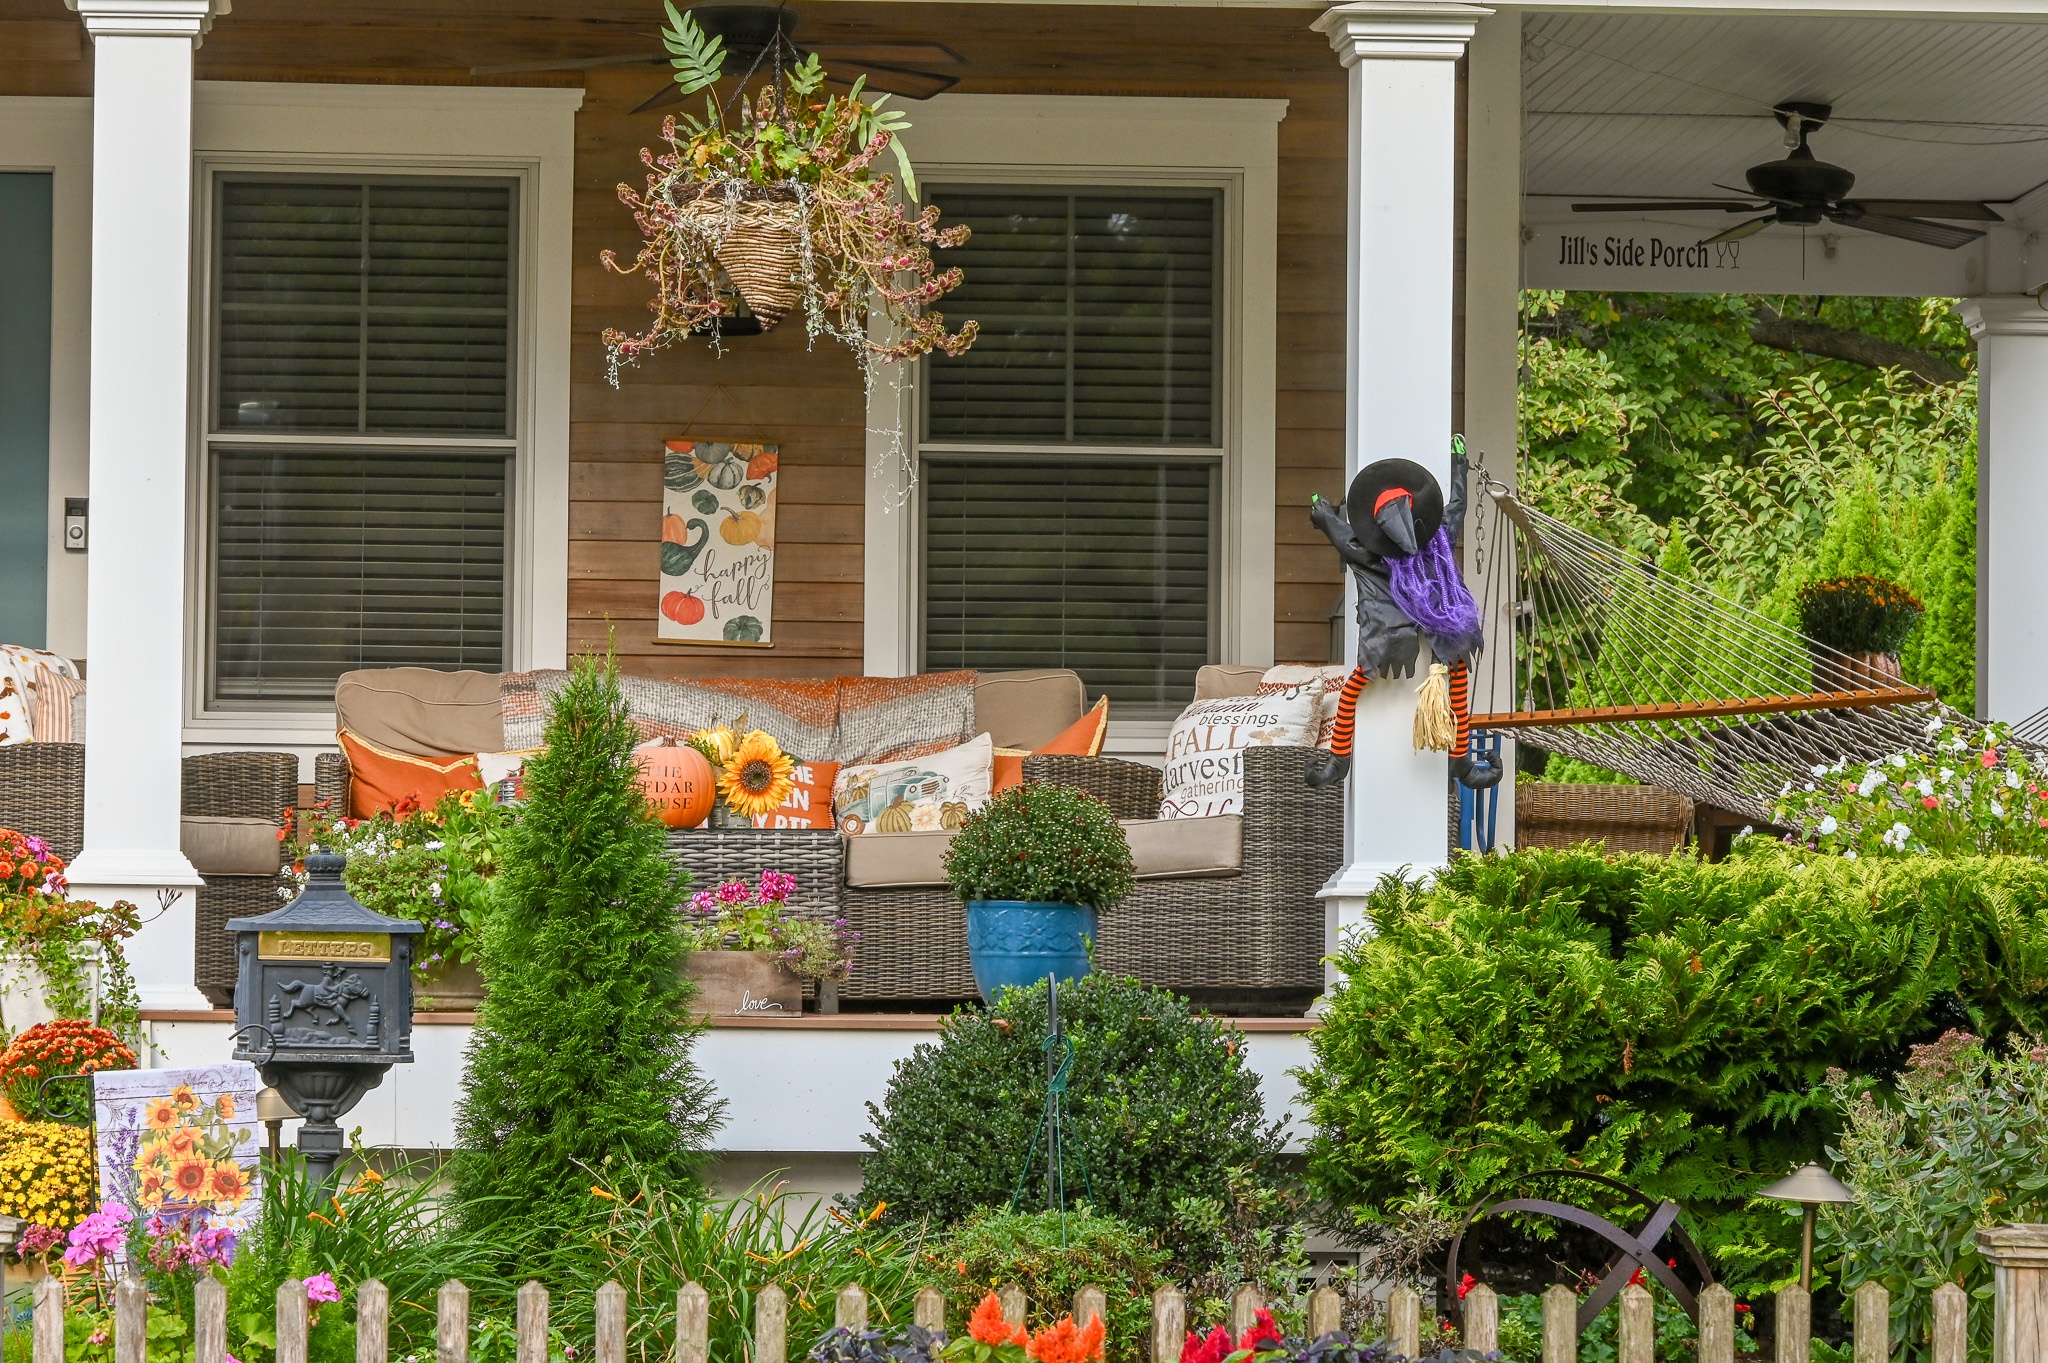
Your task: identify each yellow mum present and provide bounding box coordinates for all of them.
[719,730,795,818]
[0,1123,95,1232]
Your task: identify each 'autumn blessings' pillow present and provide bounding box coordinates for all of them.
[1159,692,1318,819]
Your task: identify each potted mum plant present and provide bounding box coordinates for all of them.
[1796,573,1924,690]
[601,3,978,382]
[941,784,1134,1004]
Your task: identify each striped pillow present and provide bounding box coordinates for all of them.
[31,670,84,743]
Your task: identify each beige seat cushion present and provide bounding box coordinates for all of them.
[1195,664,1266,700]
[335,668,504,758]
[845,828,955,889]
[973,670,1087,750]
[1124,814,1242,878]
[181,816,281,877]
[843,815,1242,889]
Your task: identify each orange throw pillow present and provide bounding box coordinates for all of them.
[338,728,485,819]
[992,696,1111,792]
[749,760,842,830]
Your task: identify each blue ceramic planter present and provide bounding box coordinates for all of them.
[963,900,1098,1003]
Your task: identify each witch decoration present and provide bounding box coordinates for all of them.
[1307,437,1502,791]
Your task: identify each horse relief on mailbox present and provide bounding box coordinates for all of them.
[658,438,777,646]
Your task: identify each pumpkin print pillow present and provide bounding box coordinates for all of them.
[833,734,993,836]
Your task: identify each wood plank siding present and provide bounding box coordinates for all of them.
[0,0,1480,676]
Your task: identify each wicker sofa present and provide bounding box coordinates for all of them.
[0,744,298,1006]
[313,665,1343,1013]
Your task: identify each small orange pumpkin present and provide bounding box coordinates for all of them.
[662,513,688,544]
[746,449,779,480]
[635,738,715,828]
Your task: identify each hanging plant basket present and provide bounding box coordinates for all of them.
[674,183,804,331]
[600,4,977,387]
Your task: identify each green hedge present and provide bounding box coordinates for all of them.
[1299,846,2048,1292]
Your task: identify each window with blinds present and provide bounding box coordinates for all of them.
[923,191,1218,446]
[923,461,1214,712]
[215,180,513,434]
[206,176,515,709]
[211,448,507,703]
[919,187,1222,712]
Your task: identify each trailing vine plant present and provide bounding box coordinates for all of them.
[601,5,978,500]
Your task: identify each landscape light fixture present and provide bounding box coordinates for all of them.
[1759,1163,1856,1290]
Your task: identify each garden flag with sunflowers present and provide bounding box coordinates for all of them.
[93,1063,262,1236]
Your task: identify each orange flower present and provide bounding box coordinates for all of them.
[171,1156,211,1199]
[208,1161,251,1208]
[144,1098,180,1130]
[215,1092,236,1120]
[169,1085,199,1110]
[1027,1316,1105,1363]
[165,1128,201,1158]
[968,1294,1017,1346]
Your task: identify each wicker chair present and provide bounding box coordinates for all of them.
[1515,782,1695,855]
[0,743,85,859]
[186,752,299,1007]
[836,745,1342,1012]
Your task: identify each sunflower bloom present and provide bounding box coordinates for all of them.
[720,731,795,818]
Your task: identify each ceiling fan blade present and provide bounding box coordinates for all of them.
[632,79,689,114]
[1715,181,1804,209]
[470,52,664,75]
[808,40,967,69]
[1571,200,1765,214]
[1828,209,1985,250]
[1839,198,2003,222]
[1697,215,1775,247]
[823,62,959,99]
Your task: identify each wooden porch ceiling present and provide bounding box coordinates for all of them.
[0,0,1338,99]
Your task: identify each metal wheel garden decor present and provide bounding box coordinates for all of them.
[1444,1170,1717,1330]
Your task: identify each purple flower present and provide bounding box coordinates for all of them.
[23,836,45,857]
[689,890,719,916]
[304,1272,341,1305]
[62,1203,134,1267]
[190,1225,238,1267]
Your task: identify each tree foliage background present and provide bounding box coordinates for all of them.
[1516,293,1979,779]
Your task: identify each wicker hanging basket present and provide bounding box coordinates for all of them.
[677,183,804,332]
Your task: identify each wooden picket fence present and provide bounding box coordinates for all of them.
[15,1272,1976,1363]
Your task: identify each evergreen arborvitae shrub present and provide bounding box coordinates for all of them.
[1300,845,2048,1294]
[859,975,1284,1239]
[450,655,723,1237]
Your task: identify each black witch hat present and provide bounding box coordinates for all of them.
[1345,458,1445,559]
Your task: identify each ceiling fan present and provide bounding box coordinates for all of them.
[1571,103,2003,250]
[470,4,967,114]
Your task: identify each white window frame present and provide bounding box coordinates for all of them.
[182,81,580,748]
[863,95,1284,755]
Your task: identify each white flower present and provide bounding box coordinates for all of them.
[1737,825,1755,840]
[1819,816,1839,835]
[2009,769,2023,789]
[1917,778,1935,797]
[1831,759,1847,774]
[425,839,445,851]
[1926,715,1946,735]
[1805,782,1816,792]
[1845,849,1858,860]
[1888,821,1913,847]
[1947,735,1968,752]
[1892,754,1910,767]
[1780,781,1793,797]
[1859,771,1887,797]
[1811,763,1829,777]
[1993,800,2007,818]
[1940,768,1955,784]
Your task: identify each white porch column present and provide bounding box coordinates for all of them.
[1313,1,1487,979]
[62,0,227,1011]
[1962,297,2048,724]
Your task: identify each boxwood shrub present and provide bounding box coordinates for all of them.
[1300,844,2048,1294]
[859,975,1285,1237]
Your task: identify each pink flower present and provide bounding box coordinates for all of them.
[759,870,798,903]
[304,1273,340,1305]
[714,879,753,906]
[1983,749,1999,768]
[1923,796,1940,809]
[62,1203,133,1267]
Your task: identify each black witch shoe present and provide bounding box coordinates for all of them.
[1450,752,1504,790]
[1306,750,1351,788]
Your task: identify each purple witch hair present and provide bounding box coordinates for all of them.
[1387,525,1484,660]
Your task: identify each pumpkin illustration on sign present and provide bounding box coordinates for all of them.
[721,510,763,546]
[661,591,706,626]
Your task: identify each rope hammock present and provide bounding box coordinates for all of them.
[1465,470,1970,826]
